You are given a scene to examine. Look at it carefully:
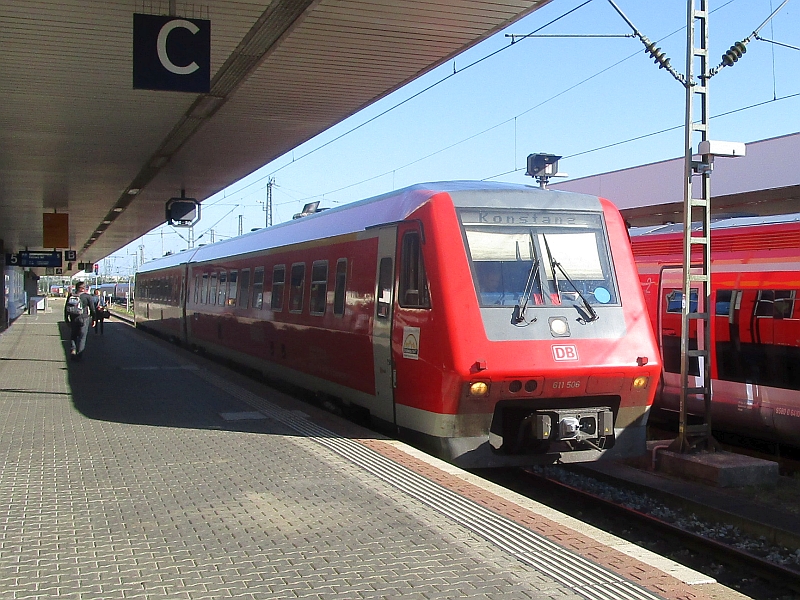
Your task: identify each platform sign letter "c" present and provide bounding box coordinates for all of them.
[158,20,200,75]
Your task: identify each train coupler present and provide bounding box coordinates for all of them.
[489,405,615,454]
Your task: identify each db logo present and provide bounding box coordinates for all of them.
[552,344,579,361]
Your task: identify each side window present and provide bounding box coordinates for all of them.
[666,290,698,313]
[200,273,209,304]
[333,259,347,316]
[715,289,732,316]
[271,265,285,311]
[227,270,238,306]
[310,261,328,315]
[399,232,431,308]
[218,271,227,306]
[289,264,305,313]
[252,267,264,309]
[209,273,218,305]
[377,257,393,319]
[239,269,251,309]
[194,275,200,305]
[754,289,796,318]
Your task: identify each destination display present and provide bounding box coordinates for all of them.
[18,251,63,268]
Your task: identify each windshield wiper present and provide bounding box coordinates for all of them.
[514,257,541,325]
[542,235,599,323]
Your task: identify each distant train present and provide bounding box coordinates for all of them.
[631,215,800,451]
[135,182,660,468]
[96,282,131,306]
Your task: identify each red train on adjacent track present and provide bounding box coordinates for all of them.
[135,182,660,467]
[631,215,800,451]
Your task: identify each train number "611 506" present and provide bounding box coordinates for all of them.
[552,380,581,389]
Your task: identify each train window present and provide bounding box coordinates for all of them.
[333,259,347,316]
[774,290,795,319]
[715,290,732,316]
[271,265,285,311]
[209,274,218,305]
[666,290,698,313]
[227,271,238,306]
[252,267,264,309]
[194,275,200,305]
[756,290,795,318]
[201,273,209,304]
[239,269,251,309]
[716,288,800,390]
[462,212,617,311]
[399,232,430,308]
[310,261,328,315]
[377,257,393,319]
[289,264,305,313]
[218,271,227,306]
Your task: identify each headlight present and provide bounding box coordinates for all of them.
[632,376,650,389]
[549,317,570,337]
[469,381,490,397]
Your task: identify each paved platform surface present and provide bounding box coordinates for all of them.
[0,303,746,599]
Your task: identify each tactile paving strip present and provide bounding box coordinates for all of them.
[194,368,664,600]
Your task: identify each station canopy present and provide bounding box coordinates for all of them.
[0,0,551,265]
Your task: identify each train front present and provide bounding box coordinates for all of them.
[423,187,660,467]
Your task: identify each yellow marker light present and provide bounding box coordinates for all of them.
[632,376,650,389]
[469,382,490,397]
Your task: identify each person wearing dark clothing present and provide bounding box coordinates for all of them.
[91,289,106,334]
[64,282,96,360]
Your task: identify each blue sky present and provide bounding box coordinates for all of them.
[105,0,800,276]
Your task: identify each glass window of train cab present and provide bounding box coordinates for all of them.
[252,267,264,309]
[289,264,305,313]
[239,269,251,309]
[227,270,238,306]
[399,232,430,308]
[218,271,227,306]
[310,261,328,315]
[271,265,285,311]
[209,273,218,305]
[333,259,347,316]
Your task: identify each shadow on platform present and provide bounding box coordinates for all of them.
[58,319,296,436]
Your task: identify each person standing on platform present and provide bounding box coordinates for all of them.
[91,288,107,335]
[64,281,96,361]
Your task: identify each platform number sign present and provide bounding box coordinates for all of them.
[133,13,210,93]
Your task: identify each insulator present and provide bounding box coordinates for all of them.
[722,41,747,67]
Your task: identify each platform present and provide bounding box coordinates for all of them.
[0,303,745,600]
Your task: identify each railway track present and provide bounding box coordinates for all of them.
[480,466,800,599]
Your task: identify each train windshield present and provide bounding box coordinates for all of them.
[460,210,618,310]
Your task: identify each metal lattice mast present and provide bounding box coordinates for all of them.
[265,177,275,228]
[674,0,715,453]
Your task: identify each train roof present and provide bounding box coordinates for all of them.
[138,181,601,273]
[629,212,800,238]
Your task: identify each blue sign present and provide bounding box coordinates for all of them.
[133,13,211,93]
[19,251,62,268]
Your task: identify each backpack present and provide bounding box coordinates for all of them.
[66,294,83,317]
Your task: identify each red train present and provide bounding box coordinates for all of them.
[135,182,660,467]
[631,215,800,450]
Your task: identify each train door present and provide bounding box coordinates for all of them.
[372,227,397,425]
[180,265,189,343]
[658,267,704,414]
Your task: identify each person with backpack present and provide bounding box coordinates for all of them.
[91,288,107,335]
[64,281,96,361]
